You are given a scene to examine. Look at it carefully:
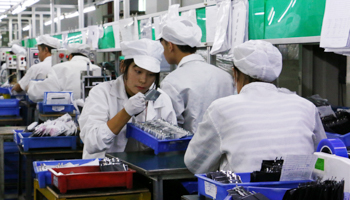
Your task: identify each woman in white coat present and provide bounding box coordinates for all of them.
[184,40,326,174]
[79,39,177,159]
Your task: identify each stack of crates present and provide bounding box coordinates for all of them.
[4,142,26,193]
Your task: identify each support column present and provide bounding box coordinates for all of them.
[57,7,61,33]
[50,0,55,34]
[32,7,36,37]
[9,18,12,44]
[114,0,119,21]
[18,14,22,40]
[123,0,130,18]
[40,14,43,35]
[78,0,84,28]
[28,20,32,38]
[346,56,350,106]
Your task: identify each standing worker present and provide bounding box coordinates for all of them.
[159,18,235,134]
[27,43,101,102]
[79,38,177,159]
[184,40,326,174]
[12,35,60,93]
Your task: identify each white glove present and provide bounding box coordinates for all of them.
[124,92,146,116]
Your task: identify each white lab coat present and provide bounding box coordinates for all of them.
[79,75,177,159]
[184,82,327,174]
[161,54,235,134]
[27,56,101,102]
[18,56,52,91]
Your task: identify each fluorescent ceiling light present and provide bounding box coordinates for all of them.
[12,5,26,14]
[22,25,30,31]
[45,16,64,26]
[83,6,95,13]
[65,11,78,18]
[44,20,51,26]
[23,0,39,7]
[0,6,10,9]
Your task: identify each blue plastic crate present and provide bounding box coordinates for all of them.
[0,99,20,116]
[196,173,313,200]
[38,101,75,114]
[13,131,31,145]
[0,86,11,94]
[33,158,100,188]
[126,123,192,155]
[18,132,78,151]
[326,131,350,148]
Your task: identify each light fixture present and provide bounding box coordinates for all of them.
[44,20,52,26]
[12,5,26,15]
[83,6,95,13]
[23,0,39,7]
[0,15,6,20]
[65,11,79,19]
[22,25,30,31]
[44,16,64,26]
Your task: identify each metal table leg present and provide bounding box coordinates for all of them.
[0,135,4,200]
[153,176,163,200]
[25,155,33,200]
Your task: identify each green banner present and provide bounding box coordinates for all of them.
[249,0,326,39]
[98,26,115,49]
[52,34,62,40]
[196,7,206,43]
[67,31,82,44]
[26,38,37,48]
[21,40,25,46]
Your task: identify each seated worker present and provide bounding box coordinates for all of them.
[159,18,235,134]
[184,40,326,174]
[27,43,101,102]
[12,35,60,93]
[79,38,177,159]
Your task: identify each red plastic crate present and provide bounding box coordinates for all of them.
[49,166,135,194]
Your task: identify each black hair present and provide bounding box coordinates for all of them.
[38,44,55,53]
[70,53,87,58]
[233,66,261,83]
[122,59,160,88]
[160,38,197,53]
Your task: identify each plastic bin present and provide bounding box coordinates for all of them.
[0,99,20,116]
[126,123,192,155]
[18,132,77,151]
[13,131,31,145]
[33,158,101,188]
[196,173,313,200]
[0,87,11,94]
[49,166,135,194]
[38,101,75,114]
[326,131,350,148]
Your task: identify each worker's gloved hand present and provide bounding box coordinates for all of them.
[124,92,146,116]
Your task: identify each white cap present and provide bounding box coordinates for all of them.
[67,43,90,56]
[11,44,26,55]
[36,35,60,49]
[233,40,282,82]
[121,38,163,73]
[157,18,202,47]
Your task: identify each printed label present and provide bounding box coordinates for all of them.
[53,176,58,187]
[52,106,65,111]
[204,181,217,198]
[315,158,325,171]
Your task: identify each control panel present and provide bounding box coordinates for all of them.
[51,49,69,66]
[16,55,26,70]
[6,55,17,69]
[27,48,40,68]
[0,48,11,62]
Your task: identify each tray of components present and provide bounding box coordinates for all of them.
[126,120,193,155]
[49,165,135,193]
[38,91,75,113]
[0,99,20,116]
[17,132,78,151]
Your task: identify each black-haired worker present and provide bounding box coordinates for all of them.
[158,18,236,134]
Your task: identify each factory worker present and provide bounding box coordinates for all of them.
[79,38,177,159]
[159,18,235,134]
[184,40,327,174]
[12,35,60,93]
[27,43,101,102]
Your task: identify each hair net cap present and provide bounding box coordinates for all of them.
[36,35,61,49]
[121,38,163,73]
[157,18,202,47]
[11,44,26,55]
[233,40,282,82]
[67,43,90,56]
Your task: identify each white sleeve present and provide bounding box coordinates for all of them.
[27,69,60,102]
[78,86,116,155]
[160,80,185,126]
[184,104,222,174]
[313,106,327,150]
[18,67,35,91]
